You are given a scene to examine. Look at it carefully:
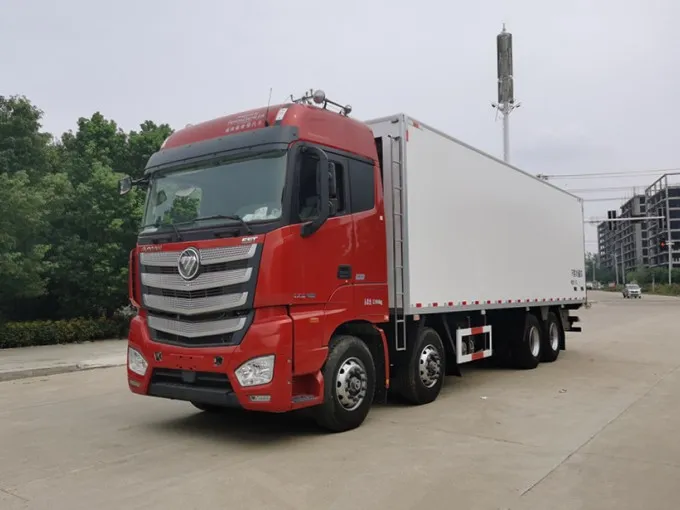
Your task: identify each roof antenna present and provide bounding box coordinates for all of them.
[264,87,273,127]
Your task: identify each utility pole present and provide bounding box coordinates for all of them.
[621,242,625,284]
[492,24,520,163]
[666,185,673,285]
[614,249,619,286]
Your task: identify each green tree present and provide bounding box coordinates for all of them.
[44,162,144,318]
[0,171,51,318]
[127,121,173,178]
[42,116,171,318]
[0,95,173,322]
[0,95,54,181]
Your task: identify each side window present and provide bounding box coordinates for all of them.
[349,159,375,213]
[297,152,349,220]
[330,160,347,216]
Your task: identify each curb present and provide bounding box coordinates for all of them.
[0,359,125,382]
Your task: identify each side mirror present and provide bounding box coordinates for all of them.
[118,175,132,196]
[328,162,338,198]
[155,189,167,206]
[300,147,330,238]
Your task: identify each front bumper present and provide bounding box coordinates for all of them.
[126,308,294,412]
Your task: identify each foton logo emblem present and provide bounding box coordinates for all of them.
[177,247,200,280]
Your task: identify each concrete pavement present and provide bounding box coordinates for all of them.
[1,291,680,509]
[0,340,125,382]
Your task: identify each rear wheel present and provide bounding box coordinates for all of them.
[541,312,562,363]
[396,327,446,405]
[512,313,543,369]
[314,335,376,433]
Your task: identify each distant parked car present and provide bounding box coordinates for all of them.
[623,283,642,299]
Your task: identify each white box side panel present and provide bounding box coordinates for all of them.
[403,120,586,311]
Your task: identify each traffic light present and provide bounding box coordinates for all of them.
[659,237,667,251]
[607,210,617,230]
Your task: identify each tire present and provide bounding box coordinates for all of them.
[396,327,446,405]
[512,313,543,369]
[191,402,225,413]
[541,312,563,363]
[313,335,376,433]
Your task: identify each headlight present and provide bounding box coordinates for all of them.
[128,347,148,376]
[234,355,275,387]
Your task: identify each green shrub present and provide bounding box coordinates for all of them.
[0,316,129,349]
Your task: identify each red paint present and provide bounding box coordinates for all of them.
[470,326,486,335]
[127,306,295,412]
[471,351,486,361]
[128,248,140,308]
[162,103,378,161]
[129,102,391,413]
[374,325,390,389]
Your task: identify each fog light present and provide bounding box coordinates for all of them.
[128,347,148,376]
[249,395,271,402]
[235,355,275,387]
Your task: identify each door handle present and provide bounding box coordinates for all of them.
[337,265,352,279]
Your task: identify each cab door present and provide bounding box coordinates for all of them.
[289,145,355,375]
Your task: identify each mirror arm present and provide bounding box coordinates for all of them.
[300,146,330,238]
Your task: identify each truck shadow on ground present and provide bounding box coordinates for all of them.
[145,407,325,444]
[142,360,529,443]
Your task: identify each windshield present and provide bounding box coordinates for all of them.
[141,150,287,231]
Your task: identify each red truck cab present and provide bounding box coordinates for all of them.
[122,91,390,431]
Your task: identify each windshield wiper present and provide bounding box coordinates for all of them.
[176,215,253,235]
[140,219,183,241]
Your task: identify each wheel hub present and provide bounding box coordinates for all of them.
[529,326,541,358]
[336,357,368,411]
[418,345,442,388]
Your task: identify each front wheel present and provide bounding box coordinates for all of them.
[314,335,376,433]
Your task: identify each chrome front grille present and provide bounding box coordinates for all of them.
[139,244,259,346]
[143,292,248,315]
[140,244,257,267]
[141,268,252,291]
[147,314,247,338]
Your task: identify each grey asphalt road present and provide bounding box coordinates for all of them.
[1,290,679,510]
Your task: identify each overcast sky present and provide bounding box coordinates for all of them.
[3,0,679,250]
